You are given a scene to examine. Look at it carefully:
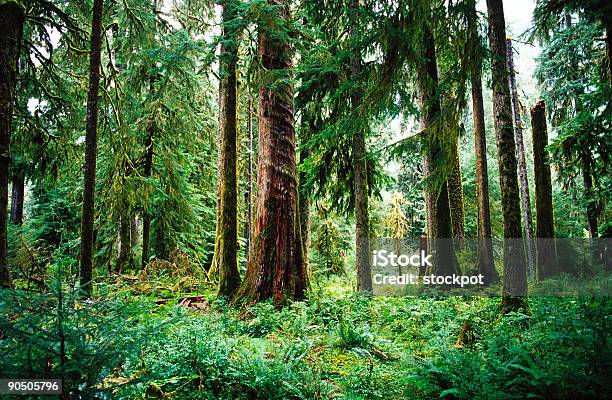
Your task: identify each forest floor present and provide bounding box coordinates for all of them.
[1,272,611,399]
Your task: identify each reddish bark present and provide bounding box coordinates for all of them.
[234,0,306,306]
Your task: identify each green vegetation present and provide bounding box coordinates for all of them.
[1,275,610,399]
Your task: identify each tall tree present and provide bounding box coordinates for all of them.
[212,0,241,298]
[417,24,459,277]
[350,0,372,293]
[0,0,25,288]
[534,14,608,240]
[79,0,104,297]
[507,38,535,277]
[486,0,528,311]
[234,0,306,305]
[467,0,497,284]
[530,100,557,279]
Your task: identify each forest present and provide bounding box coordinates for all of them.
[0,0,611,398]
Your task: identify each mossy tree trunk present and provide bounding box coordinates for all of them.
[486,0,528,312]
[468,0,497,285]
[417,25,459,278]
[233,0,306,306]
[212,0,241,298]
[0,0,24,288]
[530,100,557,279]
[350,0,372,294]
[448,139,465,247]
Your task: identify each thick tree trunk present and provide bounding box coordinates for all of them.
[448,139,465,247]
[486,0,527,312]
[468,0,497,285]
[507,38,535,278]
[350,0,372,293]
[233,0,306,306]
[0,1,24,288]
[212,1,241,298]
[79,0,104,297]
[530,100,557,279]
[10,170,24,225]
[417,26,459,278]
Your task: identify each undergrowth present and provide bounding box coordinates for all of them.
[1,274,610,399]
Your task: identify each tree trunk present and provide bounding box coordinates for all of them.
[417,26,459,278]
[299,147,310,265]
[530,100,557,279]
[507,38,535,278]
[233,0,306,306]
[448,139,465,247]
[245,98,253,255]
[79,0,104,297]
[468,0,497,285]
[350,0,372,293]
[0,1,24,288]
[605,19,612,87]
[486,0,527,312]
[581,151,598,239]
[212,0,241,298]
[115,213,130,274]
[10,170,24,225]
[141,80,155,270]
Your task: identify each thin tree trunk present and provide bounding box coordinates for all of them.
[115,213,130,274]
[79,0,104,297]
[507,38,535,278]
[486,0,527,312]
[0,1,24,288]
[141,124,153,269]
[245,98,253,255]
[605,19,612,87]
[417,25,459,278]
[350,0,372,293]
[581,151,598,239]
[233,0,306,306]
[10,170,25,225]
[468,0,497,285]
[530,100,557,279]
[299,147,310,265]
[212,0,241,298]
[448,139,465,247]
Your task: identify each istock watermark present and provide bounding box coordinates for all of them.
[368,237,612,296]
[372,250,432,268]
